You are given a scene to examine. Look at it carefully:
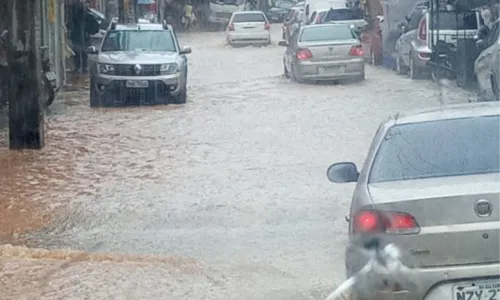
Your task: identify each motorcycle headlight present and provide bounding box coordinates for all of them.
[98,64,115,74]
[160,63,178,74]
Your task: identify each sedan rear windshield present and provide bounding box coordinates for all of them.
[369,115,500,183]
[300,25,356,42]
[323,8,363,22]
[101,30,176,52]
[232,13,266,22]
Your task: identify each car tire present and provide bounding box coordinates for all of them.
[355,73,365,81]
[89,78,102,107]
[395,55,406,75]
[291,63,303,83]
[174,89,187,104]
[284,62,290,78]
[369,49,376,65]
[408,54,422,80]
[491,75,499,101]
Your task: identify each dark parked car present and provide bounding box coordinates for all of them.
[267,0,296,23]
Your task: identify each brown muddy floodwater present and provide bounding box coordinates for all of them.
[0,28,470,300]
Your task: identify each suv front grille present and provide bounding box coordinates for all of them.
[114,64,162,76]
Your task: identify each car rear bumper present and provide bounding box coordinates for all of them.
[226,31,270,44]
[351,262,500,300]
[92,74,183,105]
[295,58,365,80]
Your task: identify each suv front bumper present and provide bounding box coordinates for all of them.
[92,73,184,105]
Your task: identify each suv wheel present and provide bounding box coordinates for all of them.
[174,89,187,104]
[491,75,499,101]
[89,78,101,107]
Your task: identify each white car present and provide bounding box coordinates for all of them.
[226,11,271,46]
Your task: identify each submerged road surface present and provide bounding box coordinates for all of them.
[0,25,469,299]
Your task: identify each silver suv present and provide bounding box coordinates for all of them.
[87,20,192,107]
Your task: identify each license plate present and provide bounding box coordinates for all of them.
[126,80,149,88]
[45,71,56,81]
[318,65,345,74]
[453,280,500,300]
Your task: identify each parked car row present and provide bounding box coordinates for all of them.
[357,4,499,101]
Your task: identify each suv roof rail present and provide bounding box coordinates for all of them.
[162,20,170,29]
[108,17,119,30]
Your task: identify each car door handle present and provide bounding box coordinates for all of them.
[486,51,492,55]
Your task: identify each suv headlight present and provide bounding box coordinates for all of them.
[160,63,178,74]
[98,64,115,74]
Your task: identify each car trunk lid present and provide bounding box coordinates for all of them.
[367,173,500,268]
[298,39,359,61]
[233,21,266,32]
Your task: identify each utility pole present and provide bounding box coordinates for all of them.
[118,0,125,21]
[7,0,45,149]
[105,0,119,19]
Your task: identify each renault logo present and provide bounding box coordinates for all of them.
[475,199,492,217]
[134,64,142,75]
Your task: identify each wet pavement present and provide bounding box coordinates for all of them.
[0,25,471,299]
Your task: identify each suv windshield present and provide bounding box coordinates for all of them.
[232,13,266,22]
[323,8,363,22]
[369,115,500,183]
[101,30,176,52]
[300,25,356,41]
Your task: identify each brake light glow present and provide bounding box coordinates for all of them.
[349,45,364,56]
[265,23,270,30]
[296,48,312,60]
[228,23,235,31]
[418,18,426,40]
[353,210,419,234]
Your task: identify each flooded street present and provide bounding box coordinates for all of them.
[0,26,470,299]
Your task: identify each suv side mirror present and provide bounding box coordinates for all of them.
[326,162,359,183]
[86,46,98,54]
[180,45,192,54]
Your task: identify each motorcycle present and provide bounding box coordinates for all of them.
[430,40,457,83]
[0,30,57,108]
[40,46,58,107]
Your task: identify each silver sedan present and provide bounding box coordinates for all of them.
[279,23,365,83]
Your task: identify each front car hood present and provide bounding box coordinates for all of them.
[98,51,178,64]
[367,173,500,204]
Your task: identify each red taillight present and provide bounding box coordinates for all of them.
[353,210,419,234]
[265,23,270,30]
[418,18,426,40]
[349,45,363,56]
[228,23,235,31]
[296,48,312,60]
[315,15,321,24]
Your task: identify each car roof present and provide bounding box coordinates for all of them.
[233,10,265,14]
[300,23,352,30]
[114,23,173,31]
[392,102,500,125]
